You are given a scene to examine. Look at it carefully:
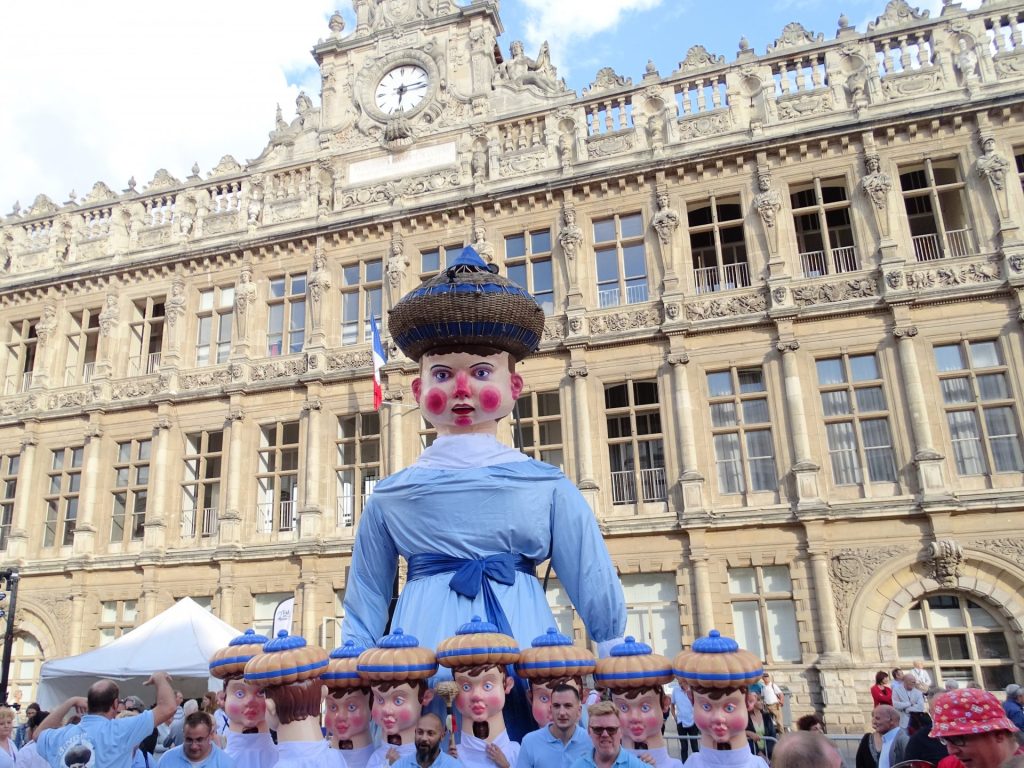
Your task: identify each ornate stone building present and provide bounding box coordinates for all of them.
[2,0,1024,730]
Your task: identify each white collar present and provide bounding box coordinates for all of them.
[415,434,529,470]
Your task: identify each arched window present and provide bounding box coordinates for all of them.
[896,594,1016,690]
[10,632,44,704]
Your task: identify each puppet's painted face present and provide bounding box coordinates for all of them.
[372,683,422,736]
[412,351,523,436]
[693,689,748,747]
[454,667,513,722]
[531,679,583,727]
[326,689,372,741]
[224,678,267,729]
[613,689,665,744]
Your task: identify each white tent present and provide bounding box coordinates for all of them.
[36,597,240,709]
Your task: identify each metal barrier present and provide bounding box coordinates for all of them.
[662,732,867,767]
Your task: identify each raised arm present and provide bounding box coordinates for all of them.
[342,498,399,648]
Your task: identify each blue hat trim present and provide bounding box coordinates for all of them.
[244,657,329,682]
[230,628,270,647]
[610,636,653,657]
[264,630,307,653]
[594,667,672,683]
[330,639,366,659]
[437,645,519,661]
[672,666,764,684]
[517,658,594,671]
[691,630,739,654]
[531,627,573,648]
[321,669,364,682]
[356,661,439,674]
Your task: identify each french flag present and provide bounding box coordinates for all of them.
[370,315,387,410]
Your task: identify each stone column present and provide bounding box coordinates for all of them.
[140,566,159,620]
[72,424,103,556]
[217,561,236,626]
[6,430,38,559]
[567,363,598,499]
[299,398,323,540]
[144,416,172,550]
[69,585,87,655]
[300,559,319,640]
[95,292,121,380]
[31,304,59,389]
[220,406,246,545]
[162,276,187,368]
[689,530,716,636]
[776,340,823,509]
[384,387,405,477]
[892,325,948,497]
[668,352,705,516]
[808,550,843,658]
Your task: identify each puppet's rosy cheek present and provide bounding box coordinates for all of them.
[478,386,502,412]
[425,390,447,414]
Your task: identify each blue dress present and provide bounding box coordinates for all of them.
[342,436,626,673]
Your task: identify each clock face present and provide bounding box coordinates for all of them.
[375,65,429,115]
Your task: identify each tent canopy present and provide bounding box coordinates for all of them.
[36,597,240,709]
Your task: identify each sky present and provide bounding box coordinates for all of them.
[0,0,979,212]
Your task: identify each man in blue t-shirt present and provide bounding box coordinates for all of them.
[37,671,177,768]
[517,685,591,767]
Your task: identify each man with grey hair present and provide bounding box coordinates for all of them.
[772,731,842,768]
[892,672,925,729]
[1004,684,1024,732]
[855,705,907,768]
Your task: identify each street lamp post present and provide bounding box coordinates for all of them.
[0,567,21,705]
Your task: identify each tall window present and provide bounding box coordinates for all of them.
[728,565,800,662]
[128,297,165,375]
[335,413,381,528]
[790,178,857,277]
[420,243,463,277]
[504,230,555,315]
[1016,149,1023,193]
[688,196,750,294]
[181,430,223,539]
[196,286,234,366]
[419,417,437,451]
[253,592,293,637]
[44,446,83,547]
[267,274,306,357]
[604,380,666,504]
[934,340,1024,475]
[594,213,648,308]
[708,367,777,494]
[513,390,564,469]
[340,259,383,346]
[899,159,972,261]
[63,308,100,386]
[622,573,683,661]
[817,354,898,485]
[98,599,137,646]
[110,439,150,544]
[8,633,43,705]
[4,319,37,394]
[256,421,300,533]
[897,595,1015,690]
[0,454,18,551]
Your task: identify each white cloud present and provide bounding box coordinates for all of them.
[0,0,338,210]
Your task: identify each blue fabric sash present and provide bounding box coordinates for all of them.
[406,552,536,639]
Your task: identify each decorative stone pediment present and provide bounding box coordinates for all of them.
[677,45,725,73]
[209,155,244,178]
[28,194,59,217]
[84,182,116,204]
[583,67,632,97]
[767,22,824,53]
[326,350,372,371]
[906,261,1001,291]
[792,278,878,307]
[145,169,181,191]
[685,291,767,321]
[589,307,662,336]
[867,0,929,33]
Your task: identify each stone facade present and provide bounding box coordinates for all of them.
[1,0,1024,728]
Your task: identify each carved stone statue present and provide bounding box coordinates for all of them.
[471,142,489,182]
[493,40,565,94]
[929,539,964,588]
[386,232,408,300]
[165,278,187,342]
[234,265,257,343]
[247,176,264,226]
[558,131,574,172]
[651,189,680,247]
[178,193,197,237]
[558,202,583,287]
[977,137,1011,219]
[470,221,494,264]
[36,305,58,347]
[309,249,331,332]
[99,294,120,337]
[861,154,893,238]
[955,37,979,85]
[753,172,781,228]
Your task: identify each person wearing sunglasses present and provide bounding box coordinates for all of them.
[930,687,1023,768]
[570,701,647,768]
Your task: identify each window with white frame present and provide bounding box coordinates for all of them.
[899,159,973,261]
[604,380,666,505]
[335,413,381,529]
[196,287,233,367]
[0,453,18,551]
[256,422,300,533]
[707,368,777,494]
[98,599,138,646]
[688,196,750,294]
[63,308,100,386]
[934,340,1024,475]
[543,579,579,643]
[504,230,555,315]
[728,565,800,662]
[897,595,1016,691]
[816,353,898,485]
[4,319,37,395]
[420,243,463,278]
[790,178,857,277]
[322,590,345,649]
[110,438,151,544]
[253,592,293,637]
[128,297,165,375]
[267,273,306,357]
[9,633,43,705]
[181,430,223,539]
[44,446,83,548]
[594,213,648,308]
[340,259,383,346]
[513,390,564,469]
[622,573,683,661]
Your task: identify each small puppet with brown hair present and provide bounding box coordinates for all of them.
[437,616,521,768]
[208,629,276,768]
[594,636,681,768]
[322,639,375,768]
[673,630,767,767]
[357,628,438,768]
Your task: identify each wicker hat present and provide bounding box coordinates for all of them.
[437,616,520,670]
[672,630,763,690]
[388,246,546,362]
[356,628,438,684]
[593,636,673,690]
[930,688,1020,738]
[322,640,369,690]
[209,629,272,680]
[242,631,329,687]
[515,627,596,681]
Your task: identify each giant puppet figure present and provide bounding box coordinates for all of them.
[342,246,627,737]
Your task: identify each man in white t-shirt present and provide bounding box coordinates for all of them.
[759,674,784,724]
